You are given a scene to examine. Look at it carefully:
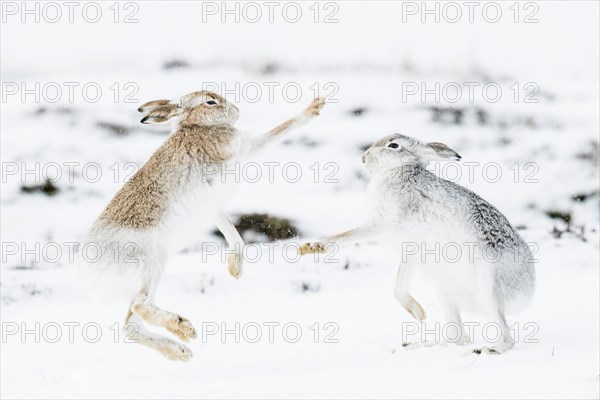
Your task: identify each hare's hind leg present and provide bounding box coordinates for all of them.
[471,267,515,354]
[129,252,197,342]
[472,308,515,355]
[124,310,193,361]
[395,263,433,350]
[130,284,197,342]
[439,302,470,346]
[394,263,426,321]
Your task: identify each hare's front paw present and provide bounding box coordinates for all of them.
[227,253,243,279]
[304,97,325,117]
[299,242,326,256]
[402,295,427,321]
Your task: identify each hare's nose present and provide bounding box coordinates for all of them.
[361,153,367,163]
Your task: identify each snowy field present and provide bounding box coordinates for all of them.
[1,1,599,399]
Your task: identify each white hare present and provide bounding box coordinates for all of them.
[80,91,325,361]
[300,134,535,354]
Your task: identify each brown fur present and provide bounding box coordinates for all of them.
[138,99,171,113]
[99,125,236,229]
[141,104,180,124]
[86,93,327,361]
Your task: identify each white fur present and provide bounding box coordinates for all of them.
[305,133,535,354]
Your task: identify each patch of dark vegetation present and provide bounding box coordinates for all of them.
[21,179,59,196]
[575,140,599,166]
[523,116,537,129]
[282,136,319,148]
[197,274,215,294]
[22,283,51,297]
[428,106,559,130]
[96,121,131,136]
[545,210,571,224]
[261,63,279,75]
[10,264,36,271]
[546,209,587,242]
[1,297,15,305]
[499,115,562,130]
[498,137,512,146]
[350,107,367,117]
[163,59,190,70]
[299,281,320,293]
[552,224,587,242]
[430,106,464,125]
[2,283,52,305]
[476,108,489,125]
[298,136,319,148]
[34,106,74,116]
[213,213,299,243]
[572,190,599,202]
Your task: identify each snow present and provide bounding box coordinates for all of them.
[1,1,599,398]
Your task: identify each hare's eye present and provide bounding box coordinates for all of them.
[206,100,218,105]
[388,143,399,149]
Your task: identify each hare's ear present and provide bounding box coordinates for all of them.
[140,104,181,124]
[137,99,171,113]
[424,142,461,161]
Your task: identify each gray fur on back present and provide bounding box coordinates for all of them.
[363,134,535,308]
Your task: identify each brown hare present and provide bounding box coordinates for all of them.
[81,91,325,361]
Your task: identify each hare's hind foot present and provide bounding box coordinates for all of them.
[166,315,198,342]
[131,291,198,342]
[472,340,514,355]
[402,337,472,351]
[159,340,193,361]
[471,302,515,355]
[126,313,193,362]
[402,333,471,351]
[472,346,500,355]
[144,338,192,361]
[132,302,198,342]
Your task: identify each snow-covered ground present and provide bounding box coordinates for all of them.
[1,1,599,398]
